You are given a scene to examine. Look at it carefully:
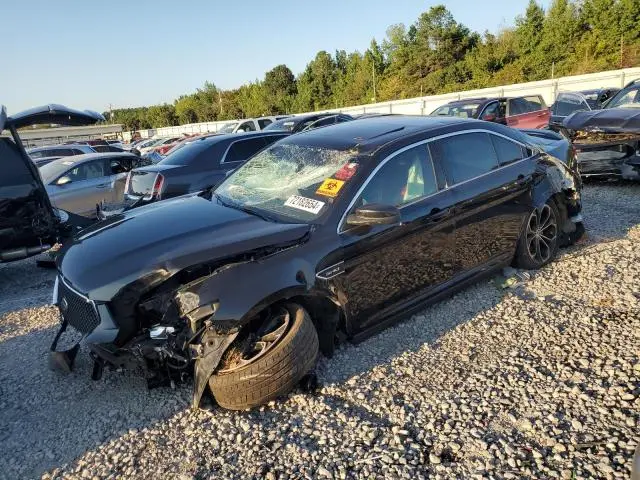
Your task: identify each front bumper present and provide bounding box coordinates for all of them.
[575,137,640,180]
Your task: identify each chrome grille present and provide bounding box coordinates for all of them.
[57,277,100,333]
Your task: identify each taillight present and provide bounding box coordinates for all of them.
[124,171,131,194]
[151,173,164,199]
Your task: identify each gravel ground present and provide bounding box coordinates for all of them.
[0,182,638,480]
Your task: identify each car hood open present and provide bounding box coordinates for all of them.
[563,108,640,133]
[58,193,311,300]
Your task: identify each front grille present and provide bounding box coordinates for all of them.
[57,277,100,333]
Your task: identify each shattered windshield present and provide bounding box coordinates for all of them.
[215,144,359,223]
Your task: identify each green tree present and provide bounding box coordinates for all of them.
[263,64,297,114]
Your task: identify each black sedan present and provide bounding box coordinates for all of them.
[51,117,583,411]
[99,131,288,216]
[263,112,353,133]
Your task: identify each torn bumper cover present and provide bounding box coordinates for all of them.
[563,109,640,179]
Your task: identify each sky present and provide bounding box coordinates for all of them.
[2,0,552,113]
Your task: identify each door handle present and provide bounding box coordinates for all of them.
[96,184,109,188]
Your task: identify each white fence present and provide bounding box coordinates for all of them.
[125,66,640,141]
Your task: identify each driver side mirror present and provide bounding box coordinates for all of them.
[346,204,401,227]
[56,176,72,186]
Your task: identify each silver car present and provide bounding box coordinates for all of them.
[39,152,143,217]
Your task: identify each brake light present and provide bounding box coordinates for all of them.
[151,173,164,199]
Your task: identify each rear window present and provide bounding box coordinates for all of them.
[490,135,526,167]
[224,138,268,163]
[0,138,34,187]
[264,119,296,132]
[430,132,499,184]
[159,138,218,166]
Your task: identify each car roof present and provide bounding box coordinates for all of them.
[28,144,93,152]
[281,115,489,154]
[191,130,288,145]
[45,152,137,166]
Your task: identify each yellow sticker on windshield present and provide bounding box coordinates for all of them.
[316,178,345,198]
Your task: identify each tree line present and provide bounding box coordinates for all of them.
[108,0,640,131]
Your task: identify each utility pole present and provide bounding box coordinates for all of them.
[372,63,377,103]
[620,34,624,68]
[551,62,555,80]
[108,103,113,123]
[218,90,223,117]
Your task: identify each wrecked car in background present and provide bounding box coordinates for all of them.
[0,104,103,263]
[561,79,640,179]
[50,116,583,411]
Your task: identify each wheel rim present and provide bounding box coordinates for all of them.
[217,308,291,374]
[525,204,557,264]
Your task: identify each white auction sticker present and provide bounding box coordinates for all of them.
[284,195,325,214]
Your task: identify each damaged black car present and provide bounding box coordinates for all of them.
[0,104,103,263]
[562,79,640,179]
[51,116,583,410]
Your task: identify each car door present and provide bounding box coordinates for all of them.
[107,156,134,202]
[337,142,457,333]
[429,131,534,273]
[507,96,549,129]
[478,101,504,124]
[48,160,112,217]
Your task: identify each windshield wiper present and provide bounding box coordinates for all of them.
[214,193,277,223]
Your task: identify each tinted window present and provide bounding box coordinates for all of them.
[430,132,499,184]
[237,121,256,132]
[224,138,268,163]
[110,157,132,174]
[72,148,87,155]
[357,144,437,207]
[508,98,530,115]
[523,96,544,111]
[0,138,34,187]
[491,135,526,166]
[481,102,500,120]
[258,119,272,129]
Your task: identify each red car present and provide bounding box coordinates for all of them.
[431,95,550,129]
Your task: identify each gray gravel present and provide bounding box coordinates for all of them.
[1,182,638,480]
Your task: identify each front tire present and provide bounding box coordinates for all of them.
[209,303,319,410]
[514,201,560,270]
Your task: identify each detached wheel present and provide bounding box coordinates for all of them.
[209,303,318,410]
[514,201,560,270]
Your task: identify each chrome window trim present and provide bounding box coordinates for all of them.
[337,128,534,234]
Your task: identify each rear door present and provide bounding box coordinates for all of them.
[507,96,550,129]
[47,160,112,217]
[429,131,534,272]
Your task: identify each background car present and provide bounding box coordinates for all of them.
[216,116,291,134]
[39,152,147,217]
[431,95,550,129]
[138,137,181,156]
[113,130,289,212]
[28,143,96,166]
[263,113,354,133]
[548,88,620,132]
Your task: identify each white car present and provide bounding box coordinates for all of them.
[216,116,291,134]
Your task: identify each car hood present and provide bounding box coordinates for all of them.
[58,194,311,300]
[563,108,640,132]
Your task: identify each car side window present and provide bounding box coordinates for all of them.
[523,95,544,111]
[430,132,499,184]
[355,144,438,208]
[223,138,268,163]
[64,160,107,182]
[490,135,526,167]
[481,102,499,120]
[238,121,256,132]
[608,87,640,108]
[110,158,131,174]
[258,119,272,129]
[508,98,529,115]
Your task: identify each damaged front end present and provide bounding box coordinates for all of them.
[563,109,640,180]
